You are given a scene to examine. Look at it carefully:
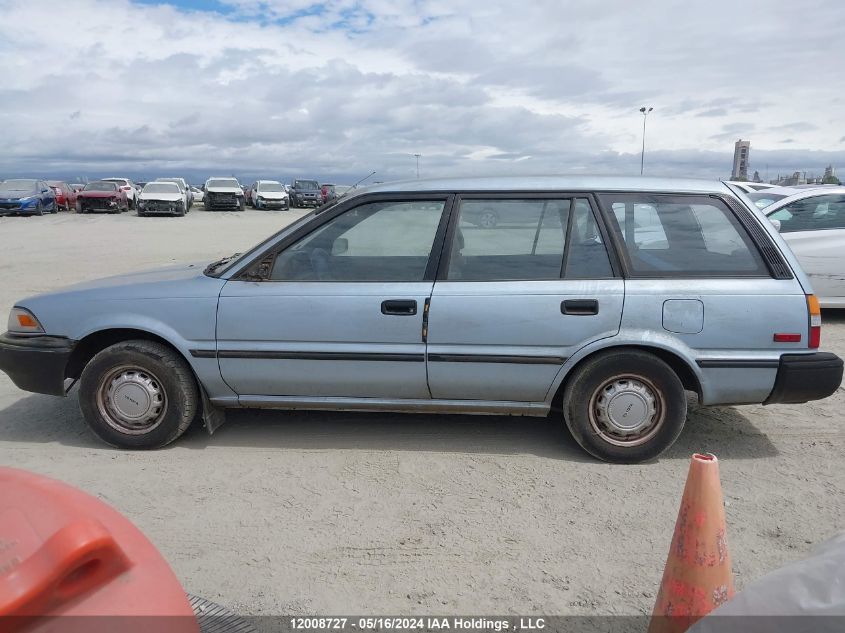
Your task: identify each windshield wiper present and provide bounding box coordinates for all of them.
[204,253,241,276]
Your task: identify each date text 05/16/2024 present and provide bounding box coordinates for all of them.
[289,618,547,631]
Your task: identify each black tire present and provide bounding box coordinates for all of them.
[561,349,687,463]
[78,340,199,449]
[34,202,44,216]
[238,198,245,212]
[137,209,145,217]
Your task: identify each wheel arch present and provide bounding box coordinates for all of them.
[550,343,702,410]
[65,327,225,434]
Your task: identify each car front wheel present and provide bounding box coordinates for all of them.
[562,349,687,463]
[79,340,199,449]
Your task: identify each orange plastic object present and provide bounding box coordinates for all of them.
[648,454,735,633]
[0,467,198,633]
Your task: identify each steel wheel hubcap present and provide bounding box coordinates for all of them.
[480,211,496,227]
[97,366,167,434]
[589,375,664,446]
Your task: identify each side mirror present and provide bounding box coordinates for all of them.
[332,237,349,256]
[770,218,782,232]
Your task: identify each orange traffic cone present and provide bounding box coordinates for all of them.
[648,453,735,633]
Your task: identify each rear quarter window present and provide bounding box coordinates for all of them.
[600,194,768,277]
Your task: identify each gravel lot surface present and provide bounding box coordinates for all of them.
[0,208,842,615]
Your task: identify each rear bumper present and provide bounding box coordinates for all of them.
[764,352,843,405]
[0,333,76,396]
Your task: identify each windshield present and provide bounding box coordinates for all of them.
[0,179,37,193]
[144,183,181,194]
[84,182,118,192]
[259,182,284,192]
[156,178,185,191]
[748,192,788,209]
[295,180,319,190]
[207,179,239,188]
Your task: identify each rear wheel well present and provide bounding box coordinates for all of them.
[66,329,185,380]
[552,345,701,410]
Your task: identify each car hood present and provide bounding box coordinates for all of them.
[21,262,224,307]
[0,192,36,200]
[16,262,227,340]
[207,187,242,194]
[140,193,183,202]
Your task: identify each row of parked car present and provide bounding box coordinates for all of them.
[0,176,344,217]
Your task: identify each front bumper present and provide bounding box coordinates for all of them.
[295,197,320,206]
[764,352,844,405]
[256,199,289,209]
[0,333,76,396]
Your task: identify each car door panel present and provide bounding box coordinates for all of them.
[215,196,450,399]
[425,195,624,402]
[217,281,432,398]
[427,280,624,401]
[782,230,845,302]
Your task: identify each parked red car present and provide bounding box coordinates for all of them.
[46,181,78,213]
[320,183,337,204]
[77,181,129,214]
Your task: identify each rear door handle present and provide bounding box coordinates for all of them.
[561,299,599,316]
[381,300,418,316]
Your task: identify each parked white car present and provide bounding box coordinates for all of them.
[204,177,245,211]
[765,186,845,307]
[745,186,803,209]
[190,186,204,203]
[249,180,289,210]
[155,177,193,209]
[727,181,777,193]
[137,182,188,217]
[101,177,138,209]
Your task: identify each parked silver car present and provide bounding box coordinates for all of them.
[762,186,845,308]
[0,177,841,462]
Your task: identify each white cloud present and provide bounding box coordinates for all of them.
[0,0,842,183]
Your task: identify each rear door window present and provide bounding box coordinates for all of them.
[600,194,767,276]
[444,198,613,281]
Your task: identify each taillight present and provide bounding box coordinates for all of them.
[807,294,821,349]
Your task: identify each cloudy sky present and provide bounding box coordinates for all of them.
[1,0,843,184]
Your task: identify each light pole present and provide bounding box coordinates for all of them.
[413,153,421,179]
[639,106,653,175]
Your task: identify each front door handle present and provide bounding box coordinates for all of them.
[562,299,599,316]
[381,299,418,316]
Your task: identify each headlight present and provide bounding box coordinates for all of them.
[8,307,45,334]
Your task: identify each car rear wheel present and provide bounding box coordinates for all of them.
[562,349,687,463]
[79,340,199,449]
[478,209,498,228]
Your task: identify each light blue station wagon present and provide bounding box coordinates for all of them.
[1,177,841,462]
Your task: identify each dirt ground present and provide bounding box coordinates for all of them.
[0,208,843,616]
